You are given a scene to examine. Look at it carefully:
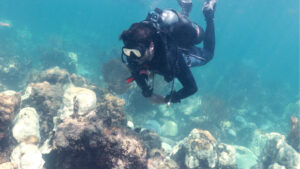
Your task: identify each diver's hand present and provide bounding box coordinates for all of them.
[202,0,217,20]
[147,93,165,104]
[164,92,181,104]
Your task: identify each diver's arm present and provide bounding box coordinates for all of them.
[132,72,165,104]
[164,55,197,103]
[203,0,216,55]
[131,71,153,97]
[203,16,215,56]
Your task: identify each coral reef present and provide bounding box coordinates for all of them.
[0,65,298,169]
[57,87,97,120]
[0,91,21,163]
[140,129,162,157]
[170,129,236,169]
[287,116,300,152]
[22,81,63,142]
[35,67,88,88]
[96,93,127,126]
[10,143,44,169]
[12,107,40,144]
[47,111,147,169]
[36,67,71,85]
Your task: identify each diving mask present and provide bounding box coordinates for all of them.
[122,48,142,58]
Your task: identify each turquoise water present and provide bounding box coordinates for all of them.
[0,0,299,164]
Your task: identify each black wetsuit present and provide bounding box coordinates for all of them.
[127,11,215,103]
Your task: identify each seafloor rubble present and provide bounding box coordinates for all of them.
[0,67,299,169]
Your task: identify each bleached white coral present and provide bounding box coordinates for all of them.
[12,107,40,144]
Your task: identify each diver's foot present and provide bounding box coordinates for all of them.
[203,0,217,10]
[202,0,217,19]
[178,0,192,4]
[178,0,192,17]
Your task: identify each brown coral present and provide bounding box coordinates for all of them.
[37,67,71,85]
[97,93,127,126]
[47,112,147,169]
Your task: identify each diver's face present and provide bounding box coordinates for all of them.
[123,41,154,65]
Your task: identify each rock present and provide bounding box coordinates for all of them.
[58,87,96,120]
[233,145,257,169]
[37,67,88,88]
[37,67,71,85]
[140,129,162,156]
[144,120,161,134]
[161,120,178,137]
[0,91,21,141]
[217,144,236,168]
[0,162,13,169]
[22,82,63,142]
[43,90,147,169]
[70,73,88,87]
[257,133,300,169]
[287,116,300,152]
[47,113,147,169]
[96,93,126,126]
[12,107,40,144]
[170,129,238,169]
[127,120,134,130]
[170,129,218,169]
[162,142,173,153]
[0,90,21,163]
[10,143,44,169]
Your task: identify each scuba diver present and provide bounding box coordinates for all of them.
[120,0,217,105]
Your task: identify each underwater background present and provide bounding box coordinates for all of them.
[0,0,299,169]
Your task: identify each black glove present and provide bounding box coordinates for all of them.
[202,0,217,20]
[164,91,181,103]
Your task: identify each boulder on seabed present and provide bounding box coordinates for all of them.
[255,132,300,169]
[170,129,236,169]
[21,81,63,143]
[0,91,21,141]
[0,90,21,163]
[10,143,44,169]
[12,107,40,144]
[57,87,96,120]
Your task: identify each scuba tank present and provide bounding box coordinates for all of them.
[144,8,204,49]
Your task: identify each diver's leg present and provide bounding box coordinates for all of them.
[177,0,192,17]
[183,46,214,67]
